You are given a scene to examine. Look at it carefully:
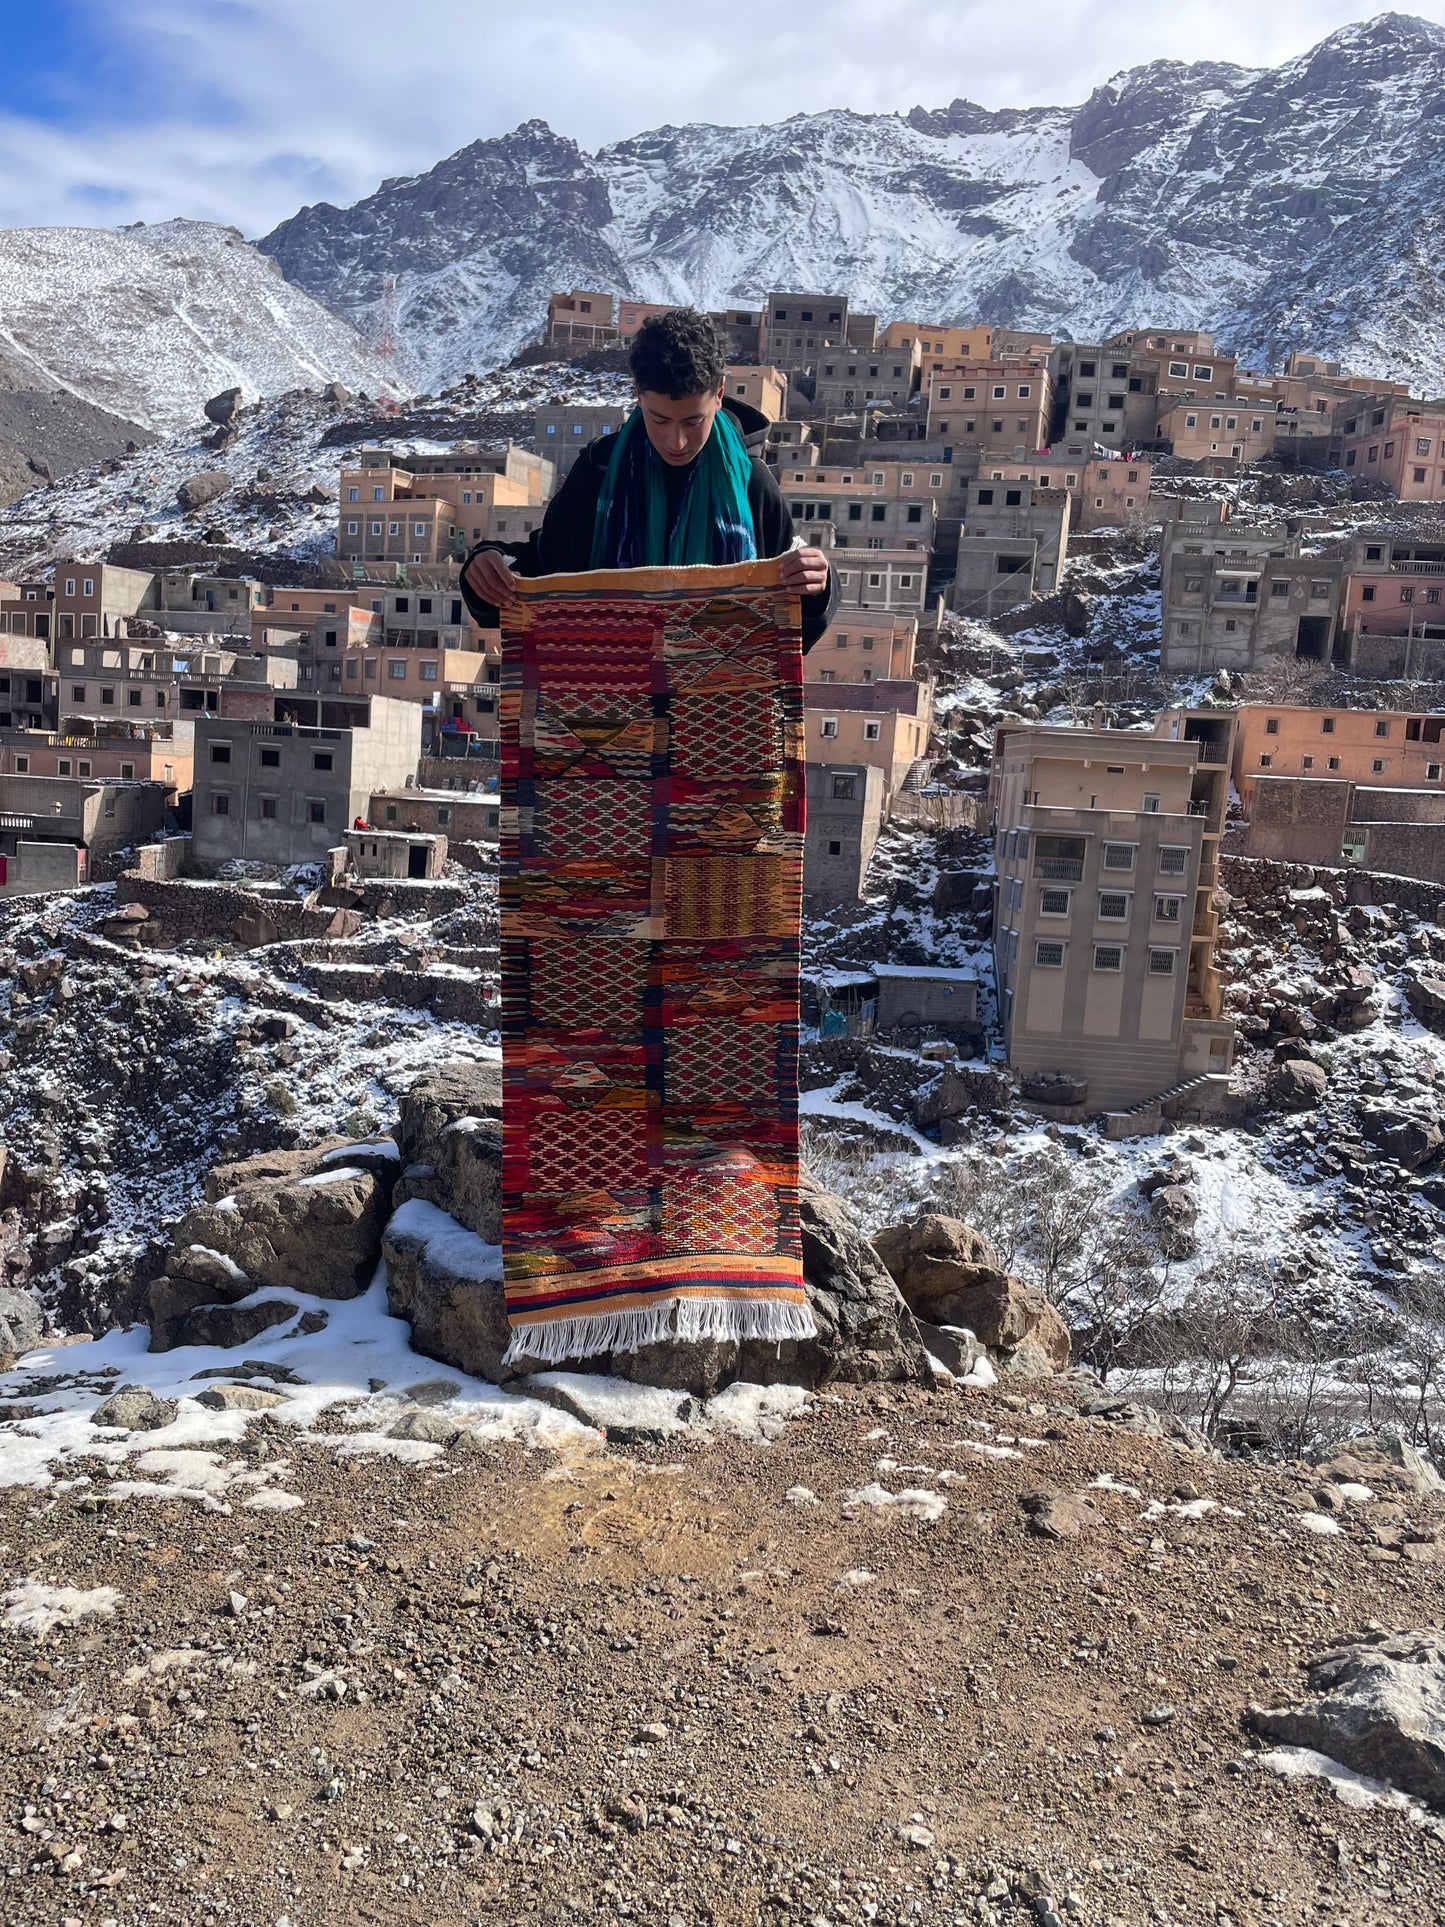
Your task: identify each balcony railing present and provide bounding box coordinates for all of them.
[1389,560,1445,574]
[1035,858,1084,881]
[1188,740,1229,764]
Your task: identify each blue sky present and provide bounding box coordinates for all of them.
[0,1,1439,235]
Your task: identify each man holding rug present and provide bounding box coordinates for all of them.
[460,308,837,641]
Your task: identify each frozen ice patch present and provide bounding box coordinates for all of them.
[3,1581,122,1637]
[1296,1511,1345,1536]
[844,1483,947,1522]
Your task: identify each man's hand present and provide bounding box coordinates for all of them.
[778,546,831,597]
[463,547,521,608]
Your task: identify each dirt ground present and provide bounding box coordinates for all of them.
[1,1378,1442,1927]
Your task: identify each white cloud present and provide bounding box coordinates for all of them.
[0,0,1437,235]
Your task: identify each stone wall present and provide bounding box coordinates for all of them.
[113,873,359,947]
[1220,852,1445,926]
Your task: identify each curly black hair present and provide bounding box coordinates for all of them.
[629,308,725,399]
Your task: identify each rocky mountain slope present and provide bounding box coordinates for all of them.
[0,221,393,436]
[260,14,1445,390]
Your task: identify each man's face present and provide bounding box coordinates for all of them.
[636,382,724,466]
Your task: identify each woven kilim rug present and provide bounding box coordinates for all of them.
[498,558,814,1365]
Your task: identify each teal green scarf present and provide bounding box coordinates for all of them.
[589,404,758,570]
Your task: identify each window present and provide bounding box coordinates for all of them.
[863,721,881,741]
[1158,846,1188,875]
[259,796,277,819]
[1142,793,1161,813]
[1327,756,1341,771]
[1265,717,1280,735]
[1321,717,1335,734]
[83,578,93,596]
[100,686,114,704]
[831,775,856,800]
[260,747,280,767]
[975,488,994,505]
[211,792,230,816]
[1402,587,1415,604]
[389,659,407,679]
[210,743,231,764]
[1429,763,1442,781]
[1148,949,1176,976]
[1098,892,1129,920]
[1362,584,1376,602]
[1375,718,1390,737]
[1153,895,1182,922]
[1102,842,1135,870]
[1039,888,1071,916]
[14,755,27,773]
[71,684,86,702]
[1092,944,1124,971]
[1372,758,1386,774]
[820,718,838,738]
[1258,752,1273,768]
[313,752,333,771]
[1034,940,1065,968]
[57,758,71,776]
[1302,755,1314,770]
[1271,581,1289,598]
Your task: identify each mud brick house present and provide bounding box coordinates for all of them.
[0,775,168,894]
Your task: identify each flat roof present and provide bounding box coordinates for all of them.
[873,964,979,982]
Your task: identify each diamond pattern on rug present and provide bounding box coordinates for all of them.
[665,1016,776,1108]
[660,1169,777,1257]
[530,779,652,863]
[527,1104,649,1192]
[528,938,650,1034]
[670,688,783,785]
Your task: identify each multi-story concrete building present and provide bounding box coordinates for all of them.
[1106,329,1239,404]
[951,483,1071,615]
[880,323,994,386]
[759,294,856,375]
[831,547,930,617]
[0,775,168,894]
[51,562,159,641]
[805,679,933,805]
[1156,395,1276,467]
[803,762,885,907]
[190,696,421,868]
[1231,701,1445,806]
[0,631,52,729]
[338,447,551,565]
[546,290,617,348]
[924,357,1054,456]
[0,718,191,791]
[811,343,918,419]
[979,450,1153,532]
[721,367,788,422]
[806,612,918,686]
[1337,531,1445,676]
[153,571,266,637]
[1051,341,1159,448]
[776,461,935,554]
[532,402,628,478]
[1159,522,1341,673]
[990,709,1234,1113]
[0,578,54,643]
[1337,396,1445,501]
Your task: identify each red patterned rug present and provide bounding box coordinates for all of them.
[498,559,812,1365]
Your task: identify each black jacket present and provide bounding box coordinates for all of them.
[459,396,838,650]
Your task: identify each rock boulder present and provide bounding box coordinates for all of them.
[382,1197,509,1383]
[1360,1105,1443,1171]
[0,1287,42,1360]
[177,470,232,512]
[391,1064,502,1240]
[1249,1630,1445,1811]
[1266,1058,1329,1111]
[871,1212,1071,1373]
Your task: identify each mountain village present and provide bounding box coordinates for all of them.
[0,16,1444,1923]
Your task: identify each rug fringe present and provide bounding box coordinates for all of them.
[502,1295,816,1367]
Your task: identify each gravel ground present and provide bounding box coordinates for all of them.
[1,1378,1442,1927]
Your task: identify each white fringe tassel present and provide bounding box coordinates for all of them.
[503,1294,817,1369]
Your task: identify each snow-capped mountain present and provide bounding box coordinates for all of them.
[0,220,394,433]
[261,14,1445,392]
